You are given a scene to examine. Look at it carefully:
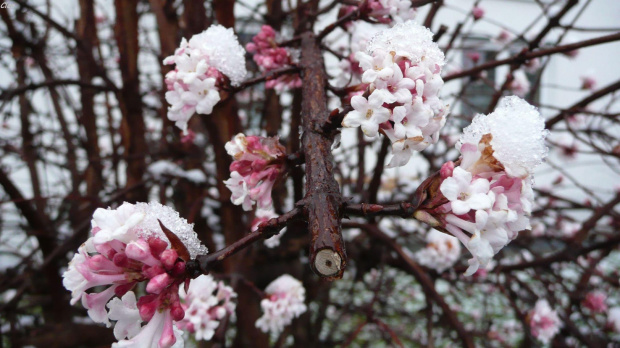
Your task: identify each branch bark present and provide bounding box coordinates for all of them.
[299,32,347,279]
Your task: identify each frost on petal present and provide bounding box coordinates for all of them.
[188,25,247,86]
[366,21,444,66]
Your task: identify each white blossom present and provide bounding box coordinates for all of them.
[529,299,562,344]
[256,275,307,335]
[107,292,142,340]
[414,230,461,272]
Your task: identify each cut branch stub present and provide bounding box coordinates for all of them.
[305,193,347,279]
[299,31,347,279]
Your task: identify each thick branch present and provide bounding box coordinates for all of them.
[299,32,347,279]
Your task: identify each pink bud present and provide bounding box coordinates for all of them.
[137,295,158,322]
[160,249,178,270]
[149,238,169,258]
[582,291,607,313]
[142,265,165,279]
[158,312,177,348]
[171,261,186,277]
[440,161,455,179]
[115,282,135,297]
[126,239,161,267]
[113,253,129,268]
[88,255,120,272]
[146,273,173,294]
[472,6,484,20]
[95,242,116,260]
[170,303,185,321]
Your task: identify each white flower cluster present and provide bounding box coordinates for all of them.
[342,21,448,167]
[255,274,307,335]
[414,229,461,273]
[164,25,247,132]
[439,96,548,275]
[529,299,562,344]
[178,275,237,341]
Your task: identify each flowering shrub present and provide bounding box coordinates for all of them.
[3,1,619,347]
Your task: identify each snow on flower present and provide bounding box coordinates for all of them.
[177,275,236,341]
[164,25,247,132]
[341,21,448,167]
[62,202,207,348]
[528,299,562,344]
[414,229,461,273]
[224,133,286,211]
[246,25,301,93]
[255,274,307,335]
[414,96,548,275]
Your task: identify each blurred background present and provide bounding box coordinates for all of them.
[1,0,619,347]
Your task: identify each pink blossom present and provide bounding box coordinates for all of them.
[495,30,514,45]
[580,75,597,90]
[466,52,481,63]
[224,133,286,211]
[164,25,247,133]
[247,25,301,93]
[256,275,307,335]
[582,291,607,313]
[63,202,207,348]
[415,97,548,275]
[528,299,562,344]
[472,6,485,20]
[177,275,236,341]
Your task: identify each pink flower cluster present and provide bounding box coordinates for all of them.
[246,25,301,92]
[62,202,208,348]
[224,133,286,211]
[582,291,607,313]
[342,21,449,167]
[177,275,236,341]
[416,97,548,275]
[528,299,562,344]
[255,275,307,335]
[164,25,247,133]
